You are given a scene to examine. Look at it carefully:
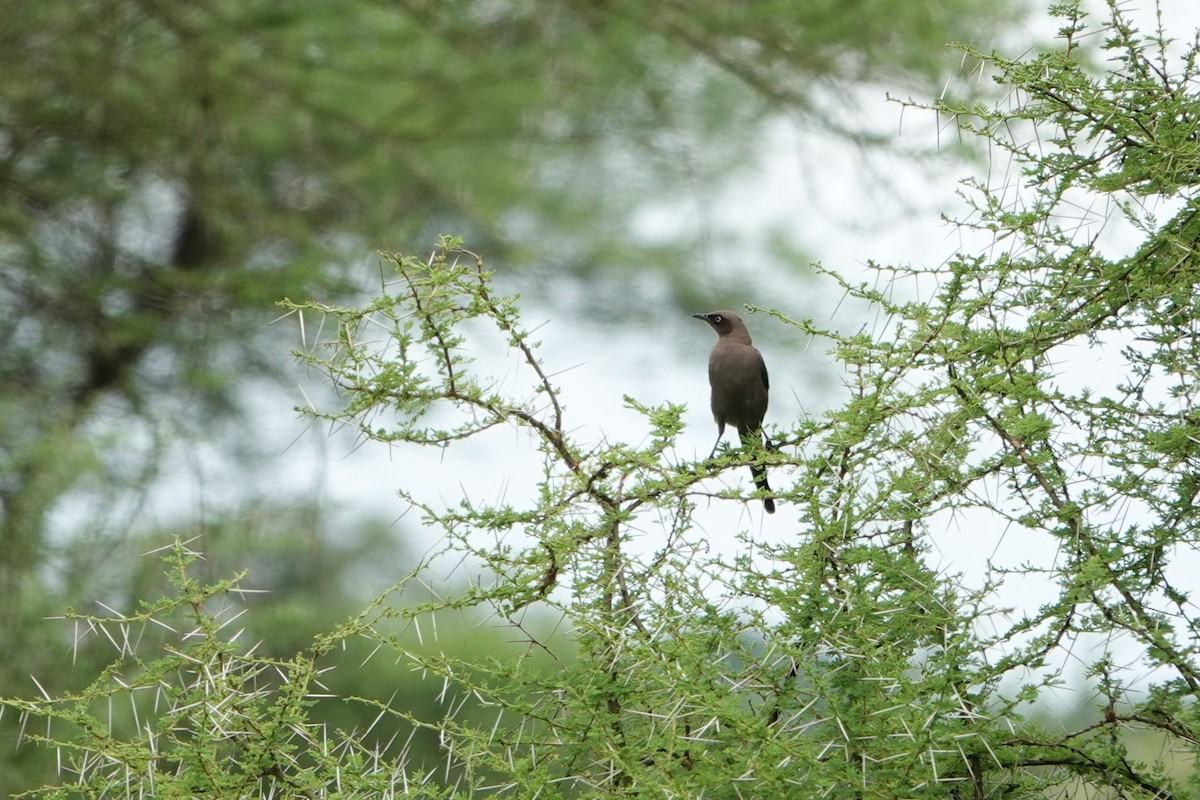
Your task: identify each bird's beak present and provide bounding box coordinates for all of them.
[692,313,709,321]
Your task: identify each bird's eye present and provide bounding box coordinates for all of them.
[713,315,723,323]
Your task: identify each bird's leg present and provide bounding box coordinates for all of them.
[707,436,723,460]
[707,423,726,460]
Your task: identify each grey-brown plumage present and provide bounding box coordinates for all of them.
[693,310,775,514]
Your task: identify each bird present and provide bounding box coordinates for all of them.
[693,310,775,514]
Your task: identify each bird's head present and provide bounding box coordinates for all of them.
[692,311,744,338]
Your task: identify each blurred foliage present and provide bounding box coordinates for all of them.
[0,0,1024,794]
[0,0,1020,638]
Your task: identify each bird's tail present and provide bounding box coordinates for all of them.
[750,463,776,514]
[740,427,776,514]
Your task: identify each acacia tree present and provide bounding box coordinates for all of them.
[6,0,1200,797]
